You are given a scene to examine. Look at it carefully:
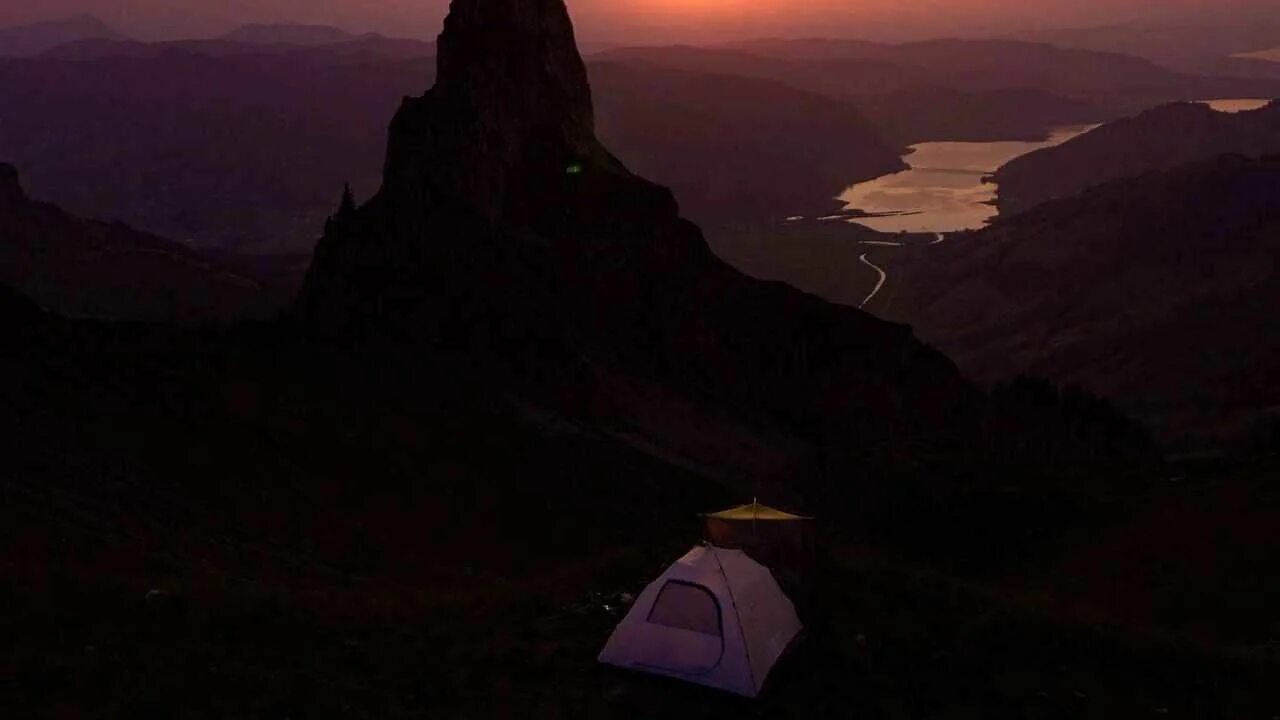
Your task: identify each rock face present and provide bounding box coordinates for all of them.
[299,0,1106,486]
[386,0,603,225]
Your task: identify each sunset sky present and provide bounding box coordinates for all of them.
[0,0,1273,42]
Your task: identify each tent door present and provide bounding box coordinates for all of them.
[636,581,725,675]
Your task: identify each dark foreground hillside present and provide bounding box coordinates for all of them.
[3,297,1277,718]
[11,524,1280,718]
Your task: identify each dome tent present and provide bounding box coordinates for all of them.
[597,544,803,697]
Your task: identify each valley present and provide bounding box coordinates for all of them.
[708,97,1280,451]
[838,123,1097,234]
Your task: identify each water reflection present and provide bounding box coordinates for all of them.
[838,125,1097,234]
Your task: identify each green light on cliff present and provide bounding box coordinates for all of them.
[566,163,584,175]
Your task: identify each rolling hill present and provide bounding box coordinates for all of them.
[994,100,1280,214]
[904,154,1280,446]
[0,163,289,322]
[0,14,126,57]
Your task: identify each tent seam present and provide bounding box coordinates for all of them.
[710,545,759,695]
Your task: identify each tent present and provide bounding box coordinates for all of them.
[598,544,803,697]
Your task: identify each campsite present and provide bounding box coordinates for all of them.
[5,0,1280,716]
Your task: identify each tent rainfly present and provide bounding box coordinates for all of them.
[597,544,803,697]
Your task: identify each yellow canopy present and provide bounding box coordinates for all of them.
[703,501,811,522]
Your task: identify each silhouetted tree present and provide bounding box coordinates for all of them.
[338,183,356,219]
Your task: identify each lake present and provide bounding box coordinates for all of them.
[837,124,1097,234]
[838,98,1276,234]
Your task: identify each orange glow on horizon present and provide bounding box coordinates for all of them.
[621,0,810,21]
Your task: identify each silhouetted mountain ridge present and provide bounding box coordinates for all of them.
[0,14,127,57]
[0,163,284,322]
[39,35,436,63]
[588,61,905,218]
[995,100,1280,214]
[1017,21,1280,76]
[221,23,380,46]
[601,39,1280,143]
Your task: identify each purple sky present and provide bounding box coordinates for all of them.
[0,0,1274,43]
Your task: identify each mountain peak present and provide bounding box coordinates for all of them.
[382,0,604,224]
[435,0,594,137]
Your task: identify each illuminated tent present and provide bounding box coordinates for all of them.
[598,544,802,697]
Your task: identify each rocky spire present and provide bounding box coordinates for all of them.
[435,0,595,143]
[323,183,358,237]
[0,163,26,207]
[382,0,609,224]
[338,183,356,217]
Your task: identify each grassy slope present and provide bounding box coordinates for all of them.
[7,532,1277,718]
[2,311,1275,717]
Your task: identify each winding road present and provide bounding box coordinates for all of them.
[858,232,952,309]
[858,252,887,309]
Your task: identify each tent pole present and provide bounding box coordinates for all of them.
[711,545,760,695]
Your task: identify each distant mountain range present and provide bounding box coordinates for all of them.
[0,14,127,57]
[857,86,1103,144]
[1018,20,1280,75]
[598,38,1280,145]
[0,49,433,254]
[219,23,379,46]
[4,27,1273,256]
[0,38,904,251]
[994,100,1280,214]
[589,61,904,221]
[39,34,437,63]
